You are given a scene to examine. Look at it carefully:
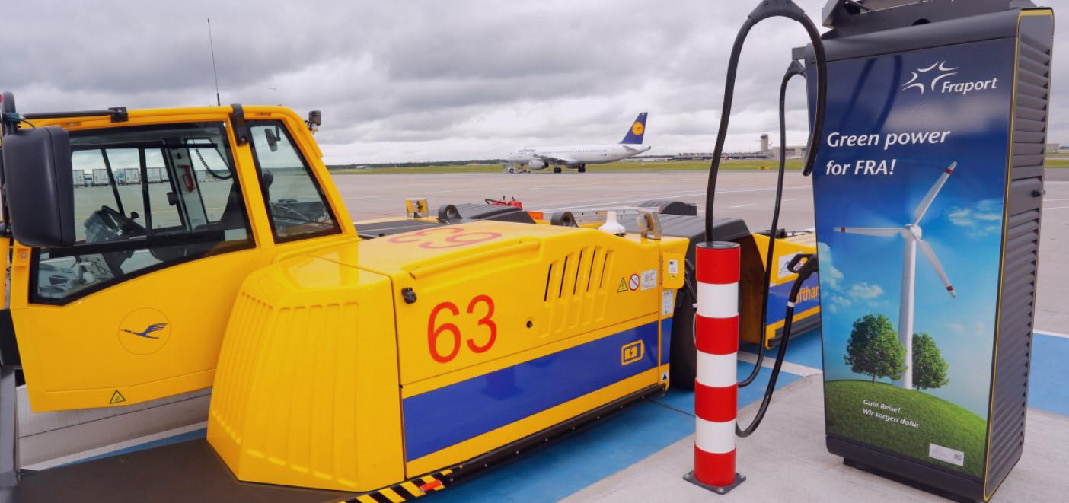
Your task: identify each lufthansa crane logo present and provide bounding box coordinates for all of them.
[631,122,644,135]
[901,61,958,95]
[122,323,167,339]
[118,308,172,355]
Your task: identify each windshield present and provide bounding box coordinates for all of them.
[247,120,340,242]
[32,122,253,303]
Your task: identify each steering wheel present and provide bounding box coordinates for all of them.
[92,205,146,239]
[270,200,326,225]
[82,205,144,277]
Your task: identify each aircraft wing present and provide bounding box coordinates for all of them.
[533,153,579,164]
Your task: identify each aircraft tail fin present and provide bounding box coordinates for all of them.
[620,113,647,145]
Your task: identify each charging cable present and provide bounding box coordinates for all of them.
[740,60,808,387]
[703,0,827,240]
[737,253,818,437]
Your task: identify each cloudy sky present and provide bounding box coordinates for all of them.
[3,1,1066,164]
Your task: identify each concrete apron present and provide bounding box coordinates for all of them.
[562,375,1069,503]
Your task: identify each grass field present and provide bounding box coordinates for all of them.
[331,157,1069,174]
[330,159,801,174]
[825,380,987,477]
[1048,157,1069,168]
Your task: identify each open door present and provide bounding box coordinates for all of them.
[7,120,271,412]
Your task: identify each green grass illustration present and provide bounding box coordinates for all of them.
[825,380,987,477]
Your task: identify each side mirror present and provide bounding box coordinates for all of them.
[2,126,75,247]
[306,110,322,132]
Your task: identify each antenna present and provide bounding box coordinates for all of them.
[207,18,221,106]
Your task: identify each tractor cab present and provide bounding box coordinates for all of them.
[36,120,337,302]
[0,102,356,414]
[37,123,249,301]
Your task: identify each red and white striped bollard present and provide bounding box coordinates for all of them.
[685,241,744,493]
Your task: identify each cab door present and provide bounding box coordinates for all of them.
[5,116,336,412]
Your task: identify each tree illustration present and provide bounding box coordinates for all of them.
[844,314,906,384]
[912,333,949,390]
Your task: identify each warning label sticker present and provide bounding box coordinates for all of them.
[628,274,640,291]
[662,290,674,315]
[618,278,629,293]
[110,390,126,405]
[641,269,657,291]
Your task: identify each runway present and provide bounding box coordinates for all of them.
[337,169,1068,332]
[336,170,816,231]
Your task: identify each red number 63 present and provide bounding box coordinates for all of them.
[428,295,497,363]
[388,227,501,249]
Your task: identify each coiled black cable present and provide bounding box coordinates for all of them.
[704,0,827,242]
[739,60,808,388]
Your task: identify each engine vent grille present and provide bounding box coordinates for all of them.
[541,247,613,336]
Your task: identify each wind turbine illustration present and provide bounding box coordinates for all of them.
[836,162,958,390]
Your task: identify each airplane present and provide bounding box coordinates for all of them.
[504,113,651,173]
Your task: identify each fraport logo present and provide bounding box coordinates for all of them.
[901,61,999,97]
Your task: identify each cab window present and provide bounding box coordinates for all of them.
[32,122,253,303]
[247,121,340,242]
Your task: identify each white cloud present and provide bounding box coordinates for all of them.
[825,293,853,314]
[947,321,987,339]
[817,242,844,290]
[848,282,884,300]
[14,1,1061,164]
[946,199,1003,236]
[4,1,1066,164]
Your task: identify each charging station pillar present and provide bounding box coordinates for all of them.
[803,2,1054,501]
[687,241,743,492]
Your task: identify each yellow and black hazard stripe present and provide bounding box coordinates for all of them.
[340,469,453,503]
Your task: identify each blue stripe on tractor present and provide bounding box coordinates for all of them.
[403,321,662,461]
[765,274,820,324]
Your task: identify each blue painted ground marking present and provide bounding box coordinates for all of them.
[740,327,823,371]
[61,330,1069,503]
[70,428,206,466]
[427,361,800,503]
[1028,333,1069,416]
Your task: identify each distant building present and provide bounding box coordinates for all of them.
[760,134,770,153]
[724,151,774,160]
[674,152,716,161]
[773,146,808,160]
[1046,143,1061,154]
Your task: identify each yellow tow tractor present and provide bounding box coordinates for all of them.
[0,95,817,502]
